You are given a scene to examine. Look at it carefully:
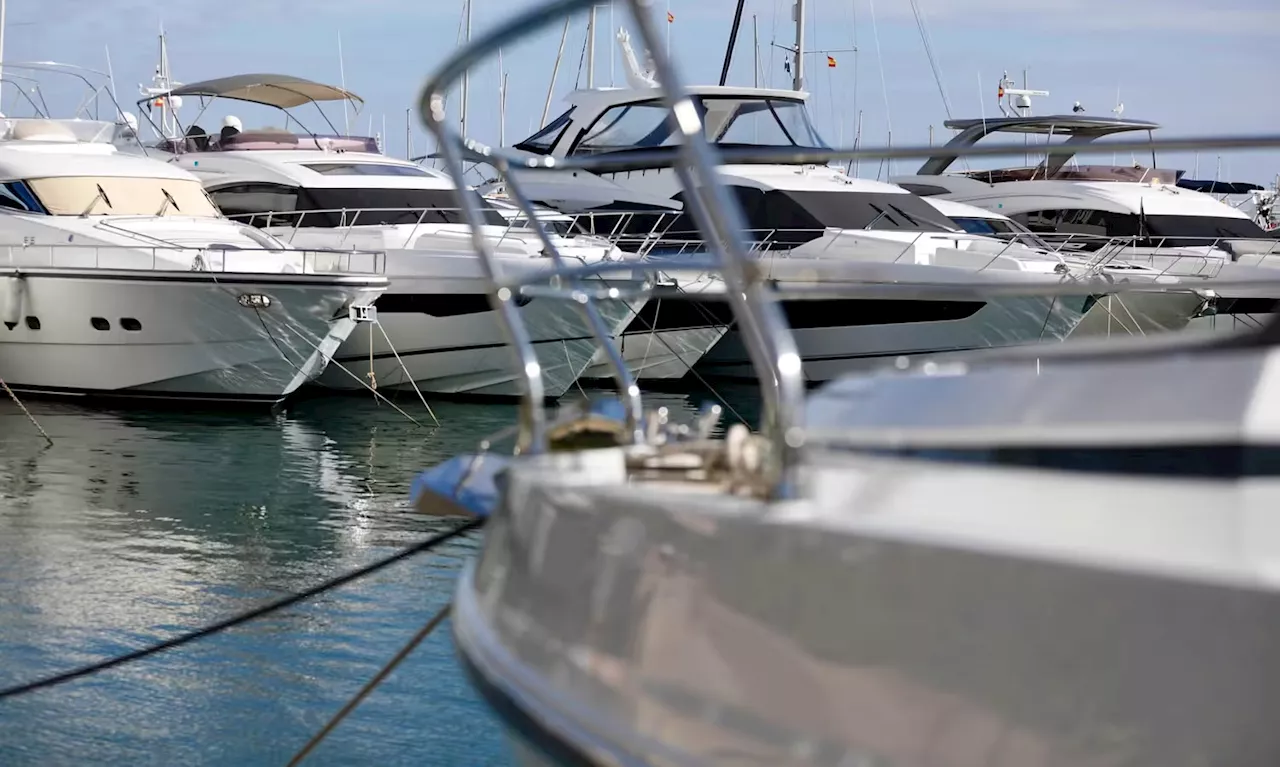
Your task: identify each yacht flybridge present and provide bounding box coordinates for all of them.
[138,72,644,399]
[0,106,386,403]
[892,110,1280,333]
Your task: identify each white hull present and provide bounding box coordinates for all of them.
[697,295,1088,382]
[579,326,727,382]
[0,269,382,403]
[1067,291,1206,338]
[317,274,642,400]
[455,444,1280,767]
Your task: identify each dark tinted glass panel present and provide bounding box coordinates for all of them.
[784,191,957,233]
[297,188,507,227]
[514,108,575,154]
[209,184,299,222]
[567,96,828,156]
[211,185,506,228]
[1143,215,1271,244]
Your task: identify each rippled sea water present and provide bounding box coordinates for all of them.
[0,383,758,766]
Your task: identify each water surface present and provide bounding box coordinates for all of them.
[0,384,752,765]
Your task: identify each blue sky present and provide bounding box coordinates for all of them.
[6,0,1278,183]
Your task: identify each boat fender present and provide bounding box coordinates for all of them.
[2,274,24,328]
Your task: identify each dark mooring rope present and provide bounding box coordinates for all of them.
[0,518,483,699]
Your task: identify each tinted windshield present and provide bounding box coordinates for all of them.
[569,96,828,156]
[951,216,1050,249]
[514,108,575,154]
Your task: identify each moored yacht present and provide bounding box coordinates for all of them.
[0,115,385,403]
[500,81,1094,381]
[143,73,644,399]
[921,195,1209,336]
[891,109,1280,335]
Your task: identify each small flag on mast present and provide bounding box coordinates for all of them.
[827,55,837,68]
[667,11,674,22]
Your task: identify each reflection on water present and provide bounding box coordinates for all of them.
[0,384,757,766]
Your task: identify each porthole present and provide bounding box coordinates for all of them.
[120,317,142,331]
[91,317,110,331]
[24,316,39,330]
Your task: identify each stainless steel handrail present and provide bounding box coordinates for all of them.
[415,0,1280,496]
[419,0,804,487]
[0,242,387,275]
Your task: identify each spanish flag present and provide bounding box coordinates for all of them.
[827,55,837,68]
[667,11,674,22]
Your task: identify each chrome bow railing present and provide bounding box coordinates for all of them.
[417,0,1280,500]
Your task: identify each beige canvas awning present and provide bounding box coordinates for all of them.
[163,74,363,110]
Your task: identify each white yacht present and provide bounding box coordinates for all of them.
[143,74,643,399]
[891,112,1280,334]
[0,116,385,404]
[501,83,1098,382]
[922,195,1208,336]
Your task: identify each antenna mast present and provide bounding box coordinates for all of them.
[792,0,805,91]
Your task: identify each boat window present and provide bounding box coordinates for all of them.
[302,163,434,177]
[951,216,1051,249]
[572,102,679,156]
[654,187,955,249]
[490,203,577,236]
[0,181,41,213]
[1013,208,1139,250]
[713,99,828,149]
[26,176,219,217]
[1143,215,1272,245]
[211,184,507,228]
[784,190,956,233]
[568,96,829,156]
[209,183,301,223]
[514,108,576,154]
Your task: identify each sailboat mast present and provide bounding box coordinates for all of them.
[719,0,747,87]
[753,14,760,88]
[461,0,471,136]
[0,0,7,86]
[498,48,507,147]
[586,4,596,89]
[540,17,571,128]
[792,0,805,91]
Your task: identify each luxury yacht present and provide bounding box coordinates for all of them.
[0,116,385,403]
[407,4,1280,762]
[496,72,1096,382]
[922,195,1208,336]
[141,73,643,399]
[891,110,1280,335]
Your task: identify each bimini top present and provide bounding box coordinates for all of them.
[920,115,1162,177]
[160,74,364,110]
